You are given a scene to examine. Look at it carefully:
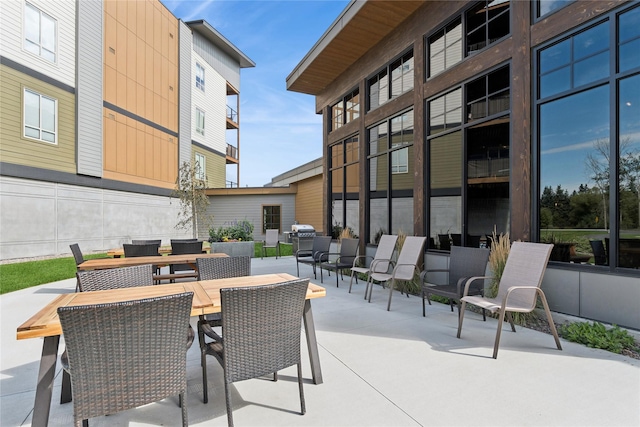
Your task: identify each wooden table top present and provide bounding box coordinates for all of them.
[16,273,325,340]
[78,252,227,270]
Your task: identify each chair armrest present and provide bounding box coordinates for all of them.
[461,276,491,297]
[370,258,394,273]
[419,268,451,284]
[352,254,374,268]
[318,252,339,262]
[296,250,312,260]
[501,285,544,309]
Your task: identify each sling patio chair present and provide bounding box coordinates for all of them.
[457,241,562,359]
[318,238,359,287]
[195,256,251,404]
[58,292,193,427]
[296,235,332,279]
[261,229,281,259]
[349,234,398,295]
[366,236,427,311]
[420,246,490,318]
[201,279,309,426]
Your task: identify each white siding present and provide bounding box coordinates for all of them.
[0,0,76,87]
[193,31,241,91]
[76,0,103,177]
[178,21,192,165]
[191,51,226,154]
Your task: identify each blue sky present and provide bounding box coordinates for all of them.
[163,0,350,187]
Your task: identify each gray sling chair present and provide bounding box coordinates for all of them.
[349,234,398,295]
[296,235,332,279]
[366,236,427,311]
[457,242,562,359]
[261,229,281,259]
[420,246,490,319]
[61,264,194,405]
[318,238,359,287]
[195,256,251,404]
[202,279,309,426]
[58,292,192,427]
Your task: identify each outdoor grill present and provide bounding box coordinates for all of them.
[291,224,316,252]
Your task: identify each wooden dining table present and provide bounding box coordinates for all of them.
[16,273,326,427]
[106,245,211,257]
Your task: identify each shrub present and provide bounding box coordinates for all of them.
[209,220,254,242]
[559,321,639,354]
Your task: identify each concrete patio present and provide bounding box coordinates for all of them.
[1,255,639,426]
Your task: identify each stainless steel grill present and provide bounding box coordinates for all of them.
[291,224,316,252]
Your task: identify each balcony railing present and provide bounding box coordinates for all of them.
[467,158,509,179]
[226,105,237,123]
[226,144,238,160]
[226,180,238,188]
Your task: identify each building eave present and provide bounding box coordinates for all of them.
[185,20,256,68]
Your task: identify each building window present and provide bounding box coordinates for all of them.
[24,2,56,62]
[195,108,205,136]
[466,0,510,56]
[536,0,573,19]
[466,65,510,122]
[331,89,360,131]
[428,18,462,77]
[194,153,206,181]
[368,51,413,111]
[427,65,510,251]
[330,135,360,238]
[196,62,205,91]
[367,110,413,242]
[536,4,640,269]
[262,205,281,233]
[23,88,57,144]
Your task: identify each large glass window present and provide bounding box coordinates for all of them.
[368,51,413,111]
[466,0,510,56]
[330,89,359,132]
[368,110,414,242]
[330,136,360,238]
[428,19,462,77]
[536,0,573,19]
[24,3,56,62]
[427,65,510,251]
[536,4,640,269]
[24,88,56,144]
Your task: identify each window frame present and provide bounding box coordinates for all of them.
[195,107,205,136]
[194,152,206,181]
[24,2,57,63]
[367,49,414,112]
[23,87,57,145]
[330,88,359,132]
[195,62,205,91]
[262,205,282,234]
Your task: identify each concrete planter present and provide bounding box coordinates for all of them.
[210,241,255,257]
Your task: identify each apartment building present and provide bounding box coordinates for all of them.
[0,0,254,259]
[287,0,640,329]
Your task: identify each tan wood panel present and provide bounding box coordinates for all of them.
[78,252,227,270]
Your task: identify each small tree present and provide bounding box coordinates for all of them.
[173,160,211,238]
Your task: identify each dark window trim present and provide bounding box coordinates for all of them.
[533,0,575,23]
[366,47,414,112]
[261,204,282,234]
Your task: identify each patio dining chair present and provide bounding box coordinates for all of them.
[366,236,427,311]
[58,292,192,427]
[124,242,161,277]
[318,238,359,287]
[457,242,562,359]
[420,246,489,318]
[132,239,162,245]
[296,235,332,279]
[590,239,608,265]
[169,240,204,282]
[195,256,251,404]
[261,229,281,259]
[61,264,194,404]
[202,279,309,426]
[349,234,398,295]
[69,244,109,292]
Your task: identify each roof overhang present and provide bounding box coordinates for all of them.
[186,20,256,68]
[286,0,423,95]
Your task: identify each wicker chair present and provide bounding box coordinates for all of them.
[203,279,309,426]
[367,236,427,311]
[123,242,160,257]
[457,242,562,358]
[318,238,359,287]
[261,229,281,259]
[58,292,193,427]
[195,256,251,404]
[69,244,109,292]
[420,246,490,318]
[349,235,398,295]
[131,239,162,245]
[61,264,194,405]
[296,235,332,279]
[169,240,204,281]
[590,239,608,265]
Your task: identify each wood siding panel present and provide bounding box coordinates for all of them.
[295,176,324,234]
[0,65,75,174]
[178,21,192,165]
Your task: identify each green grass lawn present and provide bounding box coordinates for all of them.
[0,243,294,295]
